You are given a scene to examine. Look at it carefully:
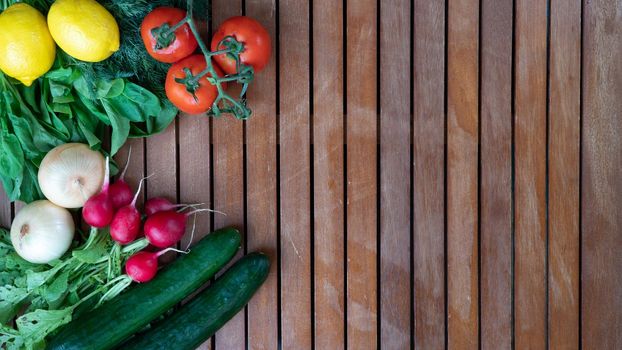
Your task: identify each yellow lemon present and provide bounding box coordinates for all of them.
[47,0,120,62]
[0,3,56,86]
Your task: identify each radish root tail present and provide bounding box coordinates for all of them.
[119,146,132,180]
[131,173,155,207]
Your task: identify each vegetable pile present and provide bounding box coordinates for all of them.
[1,144,269,349]
[0,0,274,347]
[0,0,180,203]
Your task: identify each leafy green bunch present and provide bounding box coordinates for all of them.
[0,228,148,350]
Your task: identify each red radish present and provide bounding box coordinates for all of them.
[125,247,187,283]
[110,176,149,244]
[109,147,133,209]
[82,158,114,228]
[144,197,202,216]
[143,208,215,248]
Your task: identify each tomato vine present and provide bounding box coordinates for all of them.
[158,0,254,120]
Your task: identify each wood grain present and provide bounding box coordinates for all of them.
[278,0,312,348]
[480,0,512,348]
[145,122,178,250]
[114,138,146,209]
[345,0,377,348]
[514,0,547,348]
[548,0,581,348]
[582,0,622,348]
[447,0,479,348]
[0,185,11,228]
[245,0,279,349]
[312,0,345,347]
[412,0,446,348]
[379,0,411,348]
[211,1,246,349]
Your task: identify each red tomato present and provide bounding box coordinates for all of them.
[141,7,198,63]
[210,16,271,75]
[165,54,225,115]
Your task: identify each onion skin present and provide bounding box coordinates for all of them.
[10,200,75,264]
[38,143,105,209]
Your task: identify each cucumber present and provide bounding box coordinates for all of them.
[46,227,241,350]
[122,252,270,350]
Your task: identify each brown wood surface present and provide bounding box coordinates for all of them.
[582,0,622,348]
[4,1,622,348]
[412,1,446,348]
[278,0,312,348]
[447,0,479,348]
[245,0,279,349]
[346,0,377,348]
[548,0,581,348]
[479,0,513,348]
[313,0,345,347]
[211,1,245,349]
[514,0,548,348]
[379,0,411,348]
[0,186,10,228]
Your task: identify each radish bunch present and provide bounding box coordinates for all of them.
[81,154,215,283]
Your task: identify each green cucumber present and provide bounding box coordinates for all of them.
[46,227,241,350]
[122,252,270,350]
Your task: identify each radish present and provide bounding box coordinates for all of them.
[82,158,114,228]
[144,197,202,216]
[109,147,133,209]
[110,176,149,244]
[125,248,186,283]
[143,208,214,248]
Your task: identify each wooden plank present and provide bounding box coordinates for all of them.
[582,0,622,347]
[447,0,479,348]
[345,0,377,348]
[479,0,512,348]
[178,113,211,350]
[278,0,312,348]
[379,0,410,348]
[312,0,345,347]
[412,0,446,348]
[514,0,547,348]
[0,185,11,228]
[114,139,146,209]
[548,0,581,348]
[178,114,212,246]
[245,0,278,349]
[145,123,178,231]
[211,1,245,349]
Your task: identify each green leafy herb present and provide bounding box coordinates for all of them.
[0,228,148,349]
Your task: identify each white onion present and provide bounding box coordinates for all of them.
[10,200,75,264]
[38,143,105,208]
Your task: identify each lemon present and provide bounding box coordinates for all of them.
[47,0,120,62]
[0,4,56,86]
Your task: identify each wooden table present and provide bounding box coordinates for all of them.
[1,0,620,348]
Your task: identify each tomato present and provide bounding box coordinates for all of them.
[141,7,197,63]
[211,16,271,75]
[165,54,225,115]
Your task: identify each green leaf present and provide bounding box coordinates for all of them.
[101,78,125,99]
[101,99,130,155]
[0,132,24,177]
[122,82,161,116]
[42,270,69,309]
[0,285,29,324]
[7,112,39,158]
[16,308,73,346]
[72,243,108,264]
[45,67,75,84]
[106,96,145,122]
